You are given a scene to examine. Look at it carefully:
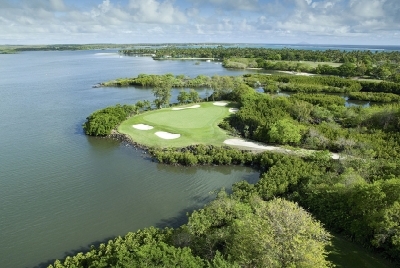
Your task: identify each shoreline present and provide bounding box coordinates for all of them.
[105,130,340,162]
[153,57,217,60]
[107,130,151,152]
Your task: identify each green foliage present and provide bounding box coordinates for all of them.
[120,47,400,80]
[80,72,400,266]
[243,73,362,93]
[185,193,332,267]
[315,64,339,75]
[348,92,400,103]
[338,62,357,77]
[153,75,174,109]
[299,178,400,261]
[151,145,255,166]
[122,47,400,70]
[82,104,137,136]
[268,118,303,145]
[49,227,205,268]
[290,93,346,107]
[223,58,255,69]
[177,90,190,104]
[229,198,331,268]
[50,192,332,268]
[360,81,400,94]
[255,153,324,199]
[102,73,212,88]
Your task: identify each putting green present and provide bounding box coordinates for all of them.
[118,102,234,148]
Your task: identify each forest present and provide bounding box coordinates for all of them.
[121,46,400,82]
[70,73,400,267]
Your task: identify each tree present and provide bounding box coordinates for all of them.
[268,118,303,144]
[143,100,151,110]
[152,78,172,109]
[376,66,392,80]
[338,62,357,77]
[177,90,190,104]
[189,89,200,103]
[229,197,332,268]
[185,192,332,267]
[210,75,222,101]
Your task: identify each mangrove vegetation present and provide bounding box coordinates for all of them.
[74,72,400,267]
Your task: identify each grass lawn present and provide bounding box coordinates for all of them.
[327,234,397,268]
[118,102,235,148]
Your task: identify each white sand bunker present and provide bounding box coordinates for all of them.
[132,124,154,130]
[155,131,181,139]
[172,105,201,111]
[213,102,228,106]
[229,108,239,113]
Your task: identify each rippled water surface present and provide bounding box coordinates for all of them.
[0,50,261,267]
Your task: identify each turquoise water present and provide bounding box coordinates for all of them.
[0,50,261,267]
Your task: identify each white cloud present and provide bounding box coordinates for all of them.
[98,0,111,14]
[0,0,399,44]
[148,26,164,34]
[349,0,385,18]
[129,0,187,24]
[90,0,112,18]
[196,24,205,34]
[383,0,400,23]
[49,0,67,11]
[189,0,260,11]
[239,19,253,32]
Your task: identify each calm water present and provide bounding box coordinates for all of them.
[0,50,261,268]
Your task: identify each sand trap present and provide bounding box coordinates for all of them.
[213,102,228,106]
[278,71,315,76]
[155,131,181,139]
[229,108,239,113]
[331,153,340,160]
[224,138,340,159]
[132,124,154,130]
[172,104,201,111]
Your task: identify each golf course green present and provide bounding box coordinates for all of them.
[118,102,235,148]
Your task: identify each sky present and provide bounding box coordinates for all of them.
[0,0,399,45]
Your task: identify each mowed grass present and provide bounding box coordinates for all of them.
[118,102,234,148]
[327,234,397,268]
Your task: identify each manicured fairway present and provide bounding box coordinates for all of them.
[118,102,234,148]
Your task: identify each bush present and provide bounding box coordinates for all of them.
[83,104,136,136]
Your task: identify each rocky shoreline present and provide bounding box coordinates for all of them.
[106,130,151,152]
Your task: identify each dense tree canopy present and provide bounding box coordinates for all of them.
[79,71,400,266]
[121,47,400,81]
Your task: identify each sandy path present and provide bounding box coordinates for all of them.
[224,138,340,159]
